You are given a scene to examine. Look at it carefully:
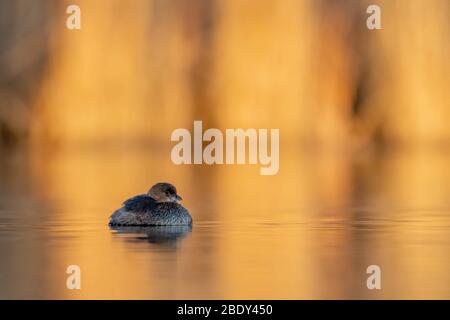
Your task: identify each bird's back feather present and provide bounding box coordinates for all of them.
[109,196,192,226]
[123,194,158,212]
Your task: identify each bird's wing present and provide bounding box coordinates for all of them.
[123,194,158,213]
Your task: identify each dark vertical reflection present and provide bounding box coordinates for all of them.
[0,149,55,299]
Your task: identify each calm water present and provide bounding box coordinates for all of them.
[0,146,450,299]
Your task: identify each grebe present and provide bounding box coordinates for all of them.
[109,183,192,226]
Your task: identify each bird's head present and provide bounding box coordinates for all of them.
[147,182,182,203]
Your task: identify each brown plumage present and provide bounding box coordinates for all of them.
[109,183,192,226]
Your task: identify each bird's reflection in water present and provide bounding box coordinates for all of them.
[110,225,192,245]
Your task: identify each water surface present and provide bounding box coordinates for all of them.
[1,146,449,299]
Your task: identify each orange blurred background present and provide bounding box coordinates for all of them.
[0,0,450,299]
[0,0,448,148]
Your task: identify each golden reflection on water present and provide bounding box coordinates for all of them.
[0,146,449,299]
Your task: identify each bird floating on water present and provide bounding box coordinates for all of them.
[109,183,192,226]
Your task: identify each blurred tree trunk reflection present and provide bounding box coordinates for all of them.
[0,0,51,146]
[0,0,448,147]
